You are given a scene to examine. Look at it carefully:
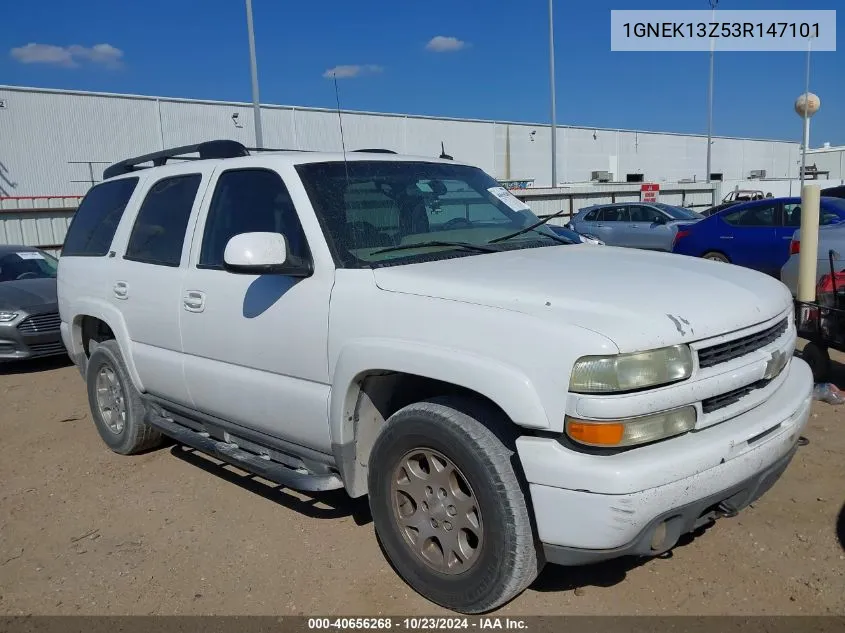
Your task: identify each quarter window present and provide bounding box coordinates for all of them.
[62,178,139,257]
[125,174,202,266]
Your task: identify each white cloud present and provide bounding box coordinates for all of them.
[323,64,383,79]
[425,36,467,53]
[10,43,124,68]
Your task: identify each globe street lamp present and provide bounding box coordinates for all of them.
[795,92,820,187]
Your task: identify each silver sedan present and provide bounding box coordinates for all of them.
[567,202,703,251]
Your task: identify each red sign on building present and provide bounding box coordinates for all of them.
[640,183,660,203]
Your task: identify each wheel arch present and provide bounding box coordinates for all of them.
[69,299,143,392]
[701,249,731,262]
[329,340,549,497]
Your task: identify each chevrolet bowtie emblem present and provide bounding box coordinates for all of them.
[763,349,788,380]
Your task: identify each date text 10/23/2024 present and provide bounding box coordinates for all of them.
[307,618,528,630]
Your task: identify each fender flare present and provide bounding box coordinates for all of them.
[70,298,144,393]
[328,338,550,497]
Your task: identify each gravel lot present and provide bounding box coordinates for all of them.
[1,354,843,616]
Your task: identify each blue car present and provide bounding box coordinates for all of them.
[671,196,845,277]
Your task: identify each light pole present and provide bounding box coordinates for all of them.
[795,38,819,187]
[245,0,264,148]
[705,0,718,183]
[548,0,557,188]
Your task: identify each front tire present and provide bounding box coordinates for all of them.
[702,251,730,263]
[86,339,162,455]
[368,397,542,614]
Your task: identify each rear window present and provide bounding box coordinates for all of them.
[63,178,139,256]
[822,197,845,218]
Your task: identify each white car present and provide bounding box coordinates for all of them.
[781,223,845,296]
[58,140,812,614]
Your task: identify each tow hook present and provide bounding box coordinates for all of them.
[717,502,739,518]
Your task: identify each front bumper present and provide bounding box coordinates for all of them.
[0,315,65,361]
[517,358,812,562]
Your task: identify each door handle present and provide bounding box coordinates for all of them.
[183,290,206,312]
[782,235,795,240]
[719,236,734,240]
[113,281,129,299]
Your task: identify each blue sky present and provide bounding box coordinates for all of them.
[3,0,843,145]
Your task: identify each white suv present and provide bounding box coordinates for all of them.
[58,140,812,613]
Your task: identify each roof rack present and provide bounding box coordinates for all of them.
[353,149,397,154]
[103,139,250,179]
[246,147,311,153]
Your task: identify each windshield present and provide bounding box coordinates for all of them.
[296,161,563,268]
[0,250,58,283]
[652,203,703,220]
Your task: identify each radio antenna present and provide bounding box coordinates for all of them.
[332,73,350,183]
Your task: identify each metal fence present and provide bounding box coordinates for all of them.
[513,182,717,224]
[0,184,717,256]
[0,196,82,256]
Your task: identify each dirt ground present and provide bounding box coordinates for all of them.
[0,353,843,617]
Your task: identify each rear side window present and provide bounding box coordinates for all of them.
[599,206,629,222]
[62,178,139,256]
[125,174,202,267]
[199,169,308,269]
[723,204,777,227]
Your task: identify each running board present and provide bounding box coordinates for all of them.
[145,410,344,492]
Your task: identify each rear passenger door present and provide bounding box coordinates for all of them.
[571,207,601,236]
[594,206,630,246]
[111,169,210,406]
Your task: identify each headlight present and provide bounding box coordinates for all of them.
[569,345,693,393]
[0,311,19,322]
[566,406,697,448]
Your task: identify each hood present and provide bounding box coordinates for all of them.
[0,277,58,311]
[373,246,791,352]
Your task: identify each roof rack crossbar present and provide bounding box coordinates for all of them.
[103,139,250,180]
[246,146,312,153]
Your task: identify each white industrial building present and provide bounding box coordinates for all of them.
[806,144,845,182]
[0,85,812,198]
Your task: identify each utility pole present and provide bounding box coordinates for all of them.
[245,0,264,148]
[548,0,557,187]
[705,0,718,183]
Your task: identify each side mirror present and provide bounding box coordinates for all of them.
[223,232,312,277]
[652,216,667,225]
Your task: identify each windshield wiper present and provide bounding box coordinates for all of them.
[488,209,571,244]
[371,240,500,256]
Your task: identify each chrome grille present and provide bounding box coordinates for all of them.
[697,318,788,369]
[17,312,61,334]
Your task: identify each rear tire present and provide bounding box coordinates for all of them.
[802,341,831,383]
[86,339,162,455]
[702,251,730,263]
[367,397,542,614]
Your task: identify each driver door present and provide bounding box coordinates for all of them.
[178,166,334,453]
